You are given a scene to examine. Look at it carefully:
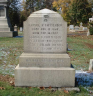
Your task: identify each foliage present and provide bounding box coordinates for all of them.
[19,0,30,27]
[25,0,54,13]
[89,21,93,35]
[19,0,55,27]
[8,8,20,27]
[52,0,92,25]
[52,0,71,21]
[68,0,92,25]
[8,0,21,27]
[89,26,93,35]
[89,20,93,35]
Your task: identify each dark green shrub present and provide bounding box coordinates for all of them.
[89,21,93,35]
[89,27,93,35]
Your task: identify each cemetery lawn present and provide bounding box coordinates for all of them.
[0,34,93,95]
[67,35,93,71]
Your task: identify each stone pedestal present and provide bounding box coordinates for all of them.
[15,9,75,87]
[0,0,12,37]
[0,18,12,37]
[15,65,75,87]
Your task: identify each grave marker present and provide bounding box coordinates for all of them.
[15,9,75,87]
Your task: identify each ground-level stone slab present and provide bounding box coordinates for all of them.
[19,53,70,67]
[0,32,12,37]
[15,64,75,87]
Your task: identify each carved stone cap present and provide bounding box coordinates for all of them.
[0,0,8,3]
[0,0,8,6]
[29,8,61,17]
[33,8,57,14]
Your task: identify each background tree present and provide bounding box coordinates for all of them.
[68,0,92,25]
[25,0,54,13]
[52,0,71,20]
[8,0,20,27]
[20,0,30,27]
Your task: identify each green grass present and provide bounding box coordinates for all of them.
[0,34,93,95]
[0,81,90,96]
[0,37,23,75]
[67,35,93,70]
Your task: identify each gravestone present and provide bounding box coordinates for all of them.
[83,27,88,31]
[89,16,93,22]
[79,22,83,30]
[20,27,23,32]
[89,59,93,71]
[80,22,83,27]
[75,26,79,30]
[69,25,74,30]
[15,9,75,87]
[0,0,12,37]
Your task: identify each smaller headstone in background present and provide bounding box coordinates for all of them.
[89,16,93,22]
[75,26,79,30]
[14,25,18,31]
[58,8,62,14]
[79,26,83,30]
[80,22,83,27]
[20,27,23,32]
[69,25,74,30]
[87,29,90,36]
[79,22,83,30]
[83,27,88,31]
[13,25,18,37]
[89,59,93,71]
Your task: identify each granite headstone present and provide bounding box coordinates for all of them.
[15,9,75,87]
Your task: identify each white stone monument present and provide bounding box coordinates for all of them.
[89,16,93,22]
[0,0,12,37]
[75,26,79,30]
[89,59,93,71]
[15,9,75,87]
[83,27,88,31]
[20,27,23,32]
[69,25,74,30]
[79,22,83,30]
[80,22,83,27]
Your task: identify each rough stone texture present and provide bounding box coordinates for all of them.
[0,32,12,37]
[0,18,12,37]
[89,59,93,71]
[69,25,74,30]
[0,0,13,37]
[15,65,75,87]
[65,88,80,92]
[0,0,8,6]
[15,9,75,87]
[19,53,70,67]
[24,9,67,53]
[87,30,90,36]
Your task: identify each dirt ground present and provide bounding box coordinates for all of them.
[85,43,93,49]
[0,74,14,84]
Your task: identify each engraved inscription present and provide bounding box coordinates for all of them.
[28,23,63,52]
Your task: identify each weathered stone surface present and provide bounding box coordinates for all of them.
[15,9,75,87]
[69,25,74,30]
[89,59,93,71]
[65,88,80,92]
[0,32,12,37]
[0,1,13,37]
[24,9,67,53]
[15,65,75,87]
[19,53,70,67]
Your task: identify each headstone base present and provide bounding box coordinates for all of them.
[0,32,12,37]
[15,64,75,87]
[19,53,71,67]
